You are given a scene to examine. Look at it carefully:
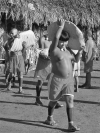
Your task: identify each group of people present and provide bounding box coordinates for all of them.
[2,18,96,132]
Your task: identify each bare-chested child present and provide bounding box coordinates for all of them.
[44,19,84,131]
[34,33,63,108]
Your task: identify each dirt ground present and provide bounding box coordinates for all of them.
[0,61,100,133]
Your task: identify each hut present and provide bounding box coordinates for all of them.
[0,0,100,43]
[0,0,100,70]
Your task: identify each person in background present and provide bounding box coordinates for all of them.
[79,30,95,88]
[72,50,81,92]
[5,28,25,93]
[22,42,31,74]
[3,35,16,87]
[44,19,84,131]
[34,32,63,109]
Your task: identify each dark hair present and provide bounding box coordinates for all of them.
[44,35,48,39]
[59,30,70,41]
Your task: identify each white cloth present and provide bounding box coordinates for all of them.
[11,38,23,52]
[20,30,36,48]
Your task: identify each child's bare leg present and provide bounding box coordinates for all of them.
[45,101,57,125]
[64,95,80,131]
[12,76,15,87]
[35,80,43,105]
[17,71,23,93]
[7,73,13,91]
[5,70,9,85]
[74,72,79,92]
[74,76,79,92]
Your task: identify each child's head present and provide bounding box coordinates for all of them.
[58,30,69,49]
[10,28,19,38]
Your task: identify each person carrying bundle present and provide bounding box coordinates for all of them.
[5,28,25,93]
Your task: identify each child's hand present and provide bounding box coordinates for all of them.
[57,18,65,29]
[79,46,85,52]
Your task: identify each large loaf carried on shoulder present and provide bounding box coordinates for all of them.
[20,30,36,48]
[47,21,85,50]
[11,30,36,51]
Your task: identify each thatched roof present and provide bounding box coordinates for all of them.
[0,0,100,28]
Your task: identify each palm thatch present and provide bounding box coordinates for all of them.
[0,0,100,29]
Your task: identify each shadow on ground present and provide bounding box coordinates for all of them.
[12,94,48,100]
[79,86,100,89]
[0,117,71,132]
[74,99,100,105]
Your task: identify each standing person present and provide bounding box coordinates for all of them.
[72,50,81,92]
[44,19,84,131]
[5,28,25,93]
[3,37,16,86]
[3,41,10,82]
[34,33,63,108]
[22,42,31,74]
[79,31,95,88]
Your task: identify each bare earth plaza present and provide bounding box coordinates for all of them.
[0,0,100,133]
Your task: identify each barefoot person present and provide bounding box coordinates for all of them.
[79,31,95,88]
[22,41,31,74]
[72,50,81,92]
[5,28,25,93]
[34,33,63,108]
[3,40,16,86]
[45,19,84,131]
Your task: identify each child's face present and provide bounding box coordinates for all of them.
[10,29,19,38]
[58,41,65,49]
[58,41,68,50]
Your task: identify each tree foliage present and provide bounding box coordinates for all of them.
[0,0,100,29]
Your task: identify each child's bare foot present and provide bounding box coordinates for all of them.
[74,89,79,92]
[35,97,43,106]
[68,123,80,131]
[44,116,57,126]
